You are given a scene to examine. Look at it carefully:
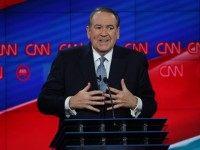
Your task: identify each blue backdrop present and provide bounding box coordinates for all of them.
[0,0,199,111]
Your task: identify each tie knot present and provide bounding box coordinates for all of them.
[100,56,106,64]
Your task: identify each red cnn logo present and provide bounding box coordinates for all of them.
[159,64,183,77]
[59,43,83,51]
[157,42,181,55]
[0,66,3,80]
[125,42,148,54]
[187,42,200,54]
[0,44,18,56]
[25,43,51,56]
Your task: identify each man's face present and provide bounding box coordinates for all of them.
[86,11,120,54]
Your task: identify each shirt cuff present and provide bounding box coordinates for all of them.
[130,96,142,118]
[64,96,77,118]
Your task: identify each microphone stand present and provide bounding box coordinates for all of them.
[97,75,106,144]
[97,75,106,118]
[103,77,115,119]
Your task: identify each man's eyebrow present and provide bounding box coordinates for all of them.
[107,25,114,27]
[94,24,102,26]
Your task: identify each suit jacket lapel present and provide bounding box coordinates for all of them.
[78,45,99,90]
[108,46,127,90]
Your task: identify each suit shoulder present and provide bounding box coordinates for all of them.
[50,46,87,65]
[58,45,86,57]
[115,45,146,60]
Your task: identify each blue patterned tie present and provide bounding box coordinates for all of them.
[96,57,107,92]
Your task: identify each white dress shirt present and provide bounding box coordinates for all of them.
[65,48,143,118]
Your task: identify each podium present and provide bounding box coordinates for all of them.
[51,118,169,150]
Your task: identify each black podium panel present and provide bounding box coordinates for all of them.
[63,131,167,145]
[51,118,169,150]
[63,118,166,132]
[65,144,169,150]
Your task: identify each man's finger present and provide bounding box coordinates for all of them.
[104,93,117,99]
[86,105,100,112]
[109,87,120,94]
[89,90,103,96]
[113,104,123,109]
[121,79,127,90]
[105,100,116,104]
[107,104,123,110]
[105,99,120,104]
[90,101,105,105]
[105,100,123,105]
[90,96,105,101]
[83,82,91,91]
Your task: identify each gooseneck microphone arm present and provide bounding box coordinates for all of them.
[103,77,115,119]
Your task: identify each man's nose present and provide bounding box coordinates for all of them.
[100,28,108,36]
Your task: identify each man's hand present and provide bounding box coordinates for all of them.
[105,79,138,110]
[69,83,105,112]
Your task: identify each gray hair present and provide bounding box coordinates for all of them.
[88,7,120,27]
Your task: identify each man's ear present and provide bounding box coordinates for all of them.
[86,26,90,39]
[117,27,120,39]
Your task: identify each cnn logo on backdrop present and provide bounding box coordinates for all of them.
[0,66,3,80]
[159,64,183,77]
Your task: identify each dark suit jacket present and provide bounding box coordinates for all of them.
[38,44,156,119]
[38,44,157,148]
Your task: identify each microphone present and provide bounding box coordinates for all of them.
[96,75,106,118]
[103,77,115,119]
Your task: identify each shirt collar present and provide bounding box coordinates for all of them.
[92,47,113,62]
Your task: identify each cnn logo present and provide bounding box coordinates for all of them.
[159,64,183,77]
[0,66,3,80]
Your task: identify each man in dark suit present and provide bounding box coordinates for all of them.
[38,7,157,146]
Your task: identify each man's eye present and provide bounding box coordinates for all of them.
[107,26,114,30]
[94,26,102,30]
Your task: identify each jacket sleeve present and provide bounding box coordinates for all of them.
[37,52,67,118]
[137,54,157,118]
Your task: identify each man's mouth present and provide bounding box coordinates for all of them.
[99,39,110,43]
